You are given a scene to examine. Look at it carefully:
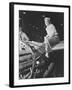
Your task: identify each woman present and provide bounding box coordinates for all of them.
[44,17,59,57]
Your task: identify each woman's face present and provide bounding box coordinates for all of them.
[44,18,50,26]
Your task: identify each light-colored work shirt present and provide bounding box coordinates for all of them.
[46,24,58,38]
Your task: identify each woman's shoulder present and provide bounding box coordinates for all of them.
[49,24,55,27]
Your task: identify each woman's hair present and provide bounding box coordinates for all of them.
[44,17,50,21]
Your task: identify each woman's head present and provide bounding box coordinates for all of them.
[44,17,51,26]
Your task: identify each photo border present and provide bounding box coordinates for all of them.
[9,2,70,88]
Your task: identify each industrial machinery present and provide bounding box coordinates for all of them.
[19,40,64,79]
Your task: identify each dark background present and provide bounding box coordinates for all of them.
[19,10,64,42]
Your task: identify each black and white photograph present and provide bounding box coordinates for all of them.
[9,2,70,87]
[19,10,64,79]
